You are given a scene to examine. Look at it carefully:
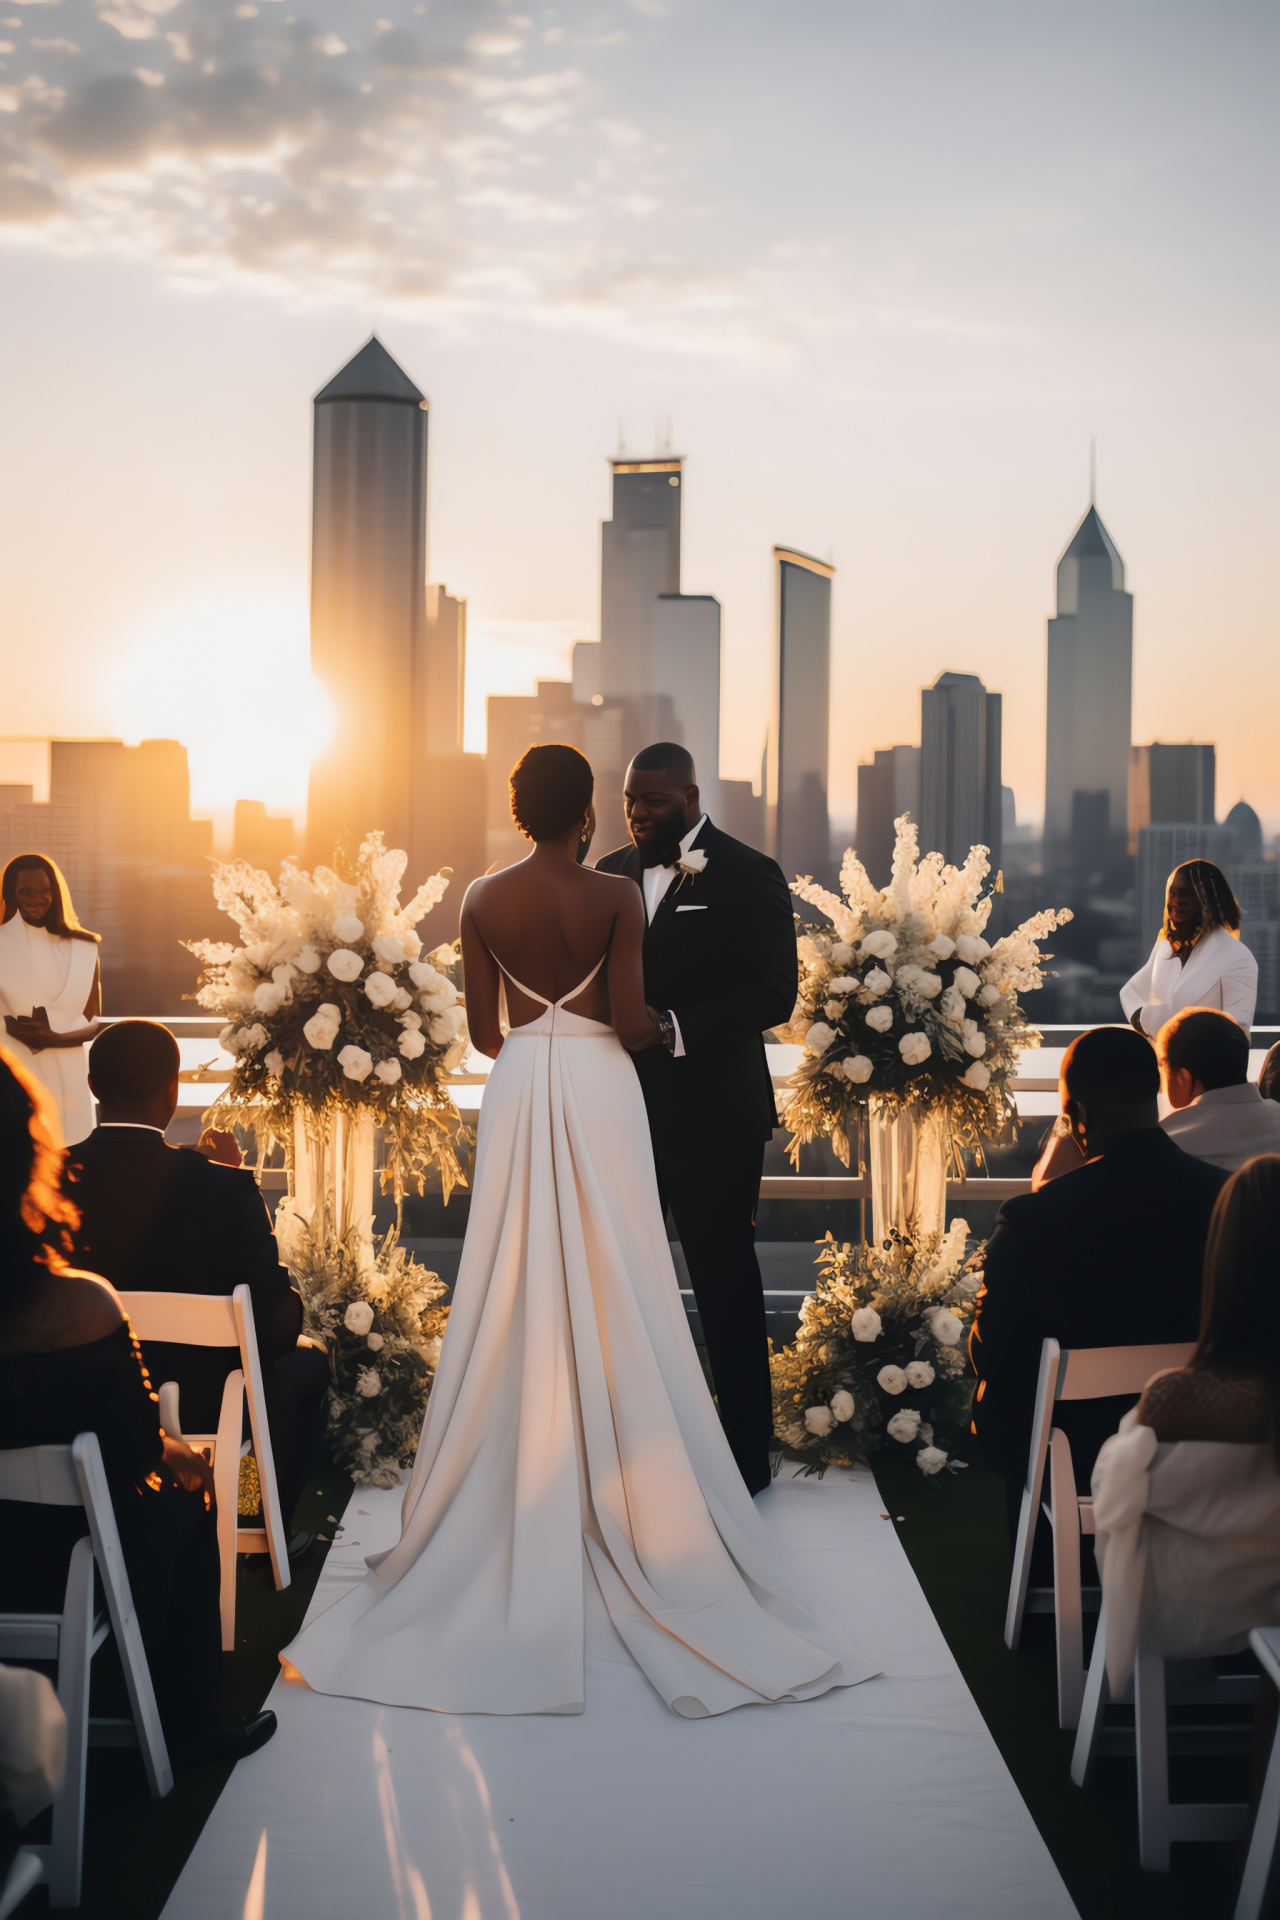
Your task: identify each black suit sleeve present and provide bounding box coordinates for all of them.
[219,1172,303,1360]
[670,858,798,1057]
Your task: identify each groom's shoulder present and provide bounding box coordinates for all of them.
[702,823,786,885]
[594,844,636,876]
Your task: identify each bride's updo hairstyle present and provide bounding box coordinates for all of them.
[509,744,594,843]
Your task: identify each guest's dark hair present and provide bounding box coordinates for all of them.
[1,853,100,943]
[0,1048,78,1305]
[1260,1043,1280,1105]
[1157,1007,1250,1091]
[1161,860,1239,956]
[1062,1026,1160,1110]
[508,744,594,843]
[629,742,696,785]
[1195,1155,1280,1461]
[88,1020,180,1105]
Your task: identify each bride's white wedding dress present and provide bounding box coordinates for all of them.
[283,957,876,1717]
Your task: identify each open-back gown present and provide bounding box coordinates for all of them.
[283,958,876,1717]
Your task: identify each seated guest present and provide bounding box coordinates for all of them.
[1158,1007,1280,1173]
[1260,1041,1280,1106]
[0,1048,275,1763]
[1137,1153,1280,1445]
[64,1021,328,1549]
[969,1025,1228,1533]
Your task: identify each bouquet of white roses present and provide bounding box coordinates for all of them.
[186,830,470,1201]
[771,1221,983,1477]
[781,814,1070,1167]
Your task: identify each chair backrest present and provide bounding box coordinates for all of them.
[1057,1342,1197,1402]
[0,1445,83,1507]
[117,1289,239,1346]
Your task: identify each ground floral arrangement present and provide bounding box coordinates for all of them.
[771,1220,985,1477]
[187,830,471,1203]
[781,814,1070,1169]
[276,1209,450,1487]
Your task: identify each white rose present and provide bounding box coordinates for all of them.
[877,1364,908,1395]
[402,930,422,961]
[303,1006,340,1050]
[409,962,447,991]
[419,983,460,1012]
[915,972,942,999]
[338,1044,374,1083]
[955,935,990,965]
[953,966,981,998]
[962,1061,991,1091]
[264,1049,284,1078]
[294,945,322,974]
[399,1027,427,1060]
[930,1307,963,1347]
[804,1405,835,1437]
[886,1408,922,1444]
[804,1021,836,1054]
[929,934,956,959]
[372,934,405,963]
[843,1054,874,1084]
[961,1020,987,1058]
[332,914,364,943]
[355,1366,381,1398]
[977,984,1002,1009]
[860,930,897,960]
[398,1009,423,1030]
[253,979,287,1014]
[830,1389,856,1423]
[827,975,859,994]
[916,1446,948,1476]
[366,1331,385,1352]
[865,1005,893,1033]
[364,970,397,1009]
[327,949,364,983]
[428,1006,468,1045]
[344,1300,374,1335]
[679,847,708,873]
[939,986,966,1021]
[392,988,413,1011]
[237,1023,268,1055]
[863,966,893,998]
[850,1306,882,1342]
[830,943,854,966]
[823,999,844,1021]
[374,1057,402,1085]
[899,1031,931,1066]
[219,1024,236,1051]
[905,1360,936,1388]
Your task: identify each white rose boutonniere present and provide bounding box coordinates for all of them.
[678,847,708,876]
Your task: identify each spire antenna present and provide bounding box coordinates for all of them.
[1089,435,1097,507]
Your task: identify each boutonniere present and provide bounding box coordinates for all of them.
[675,848,708,893]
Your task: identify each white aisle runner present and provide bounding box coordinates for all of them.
[162,1470,1078,1920]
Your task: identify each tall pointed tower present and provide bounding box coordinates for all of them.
[307,336,431,866]
[1043,505,1133,878]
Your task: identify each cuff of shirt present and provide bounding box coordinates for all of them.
[668,1010,686,1059]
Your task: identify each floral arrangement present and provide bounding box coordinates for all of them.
[781,814,1071,1167]
[186,831,471,1203]
[771,1221,984,1477]
[275,1207,451,1487]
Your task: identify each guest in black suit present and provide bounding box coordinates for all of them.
[64,1021,328,1546]
[969,1025,1228,1534]
[596,743,797,1493]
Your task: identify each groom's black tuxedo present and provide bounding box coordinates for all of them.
[596,819,797,1490]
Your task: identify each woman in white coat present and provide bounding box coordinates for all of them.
[1121,860,1256,1039]
[0,854,103,1144]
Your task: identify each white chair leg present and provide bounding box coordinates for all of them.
[1136,1643,1172,1872]
[1050,1433,1084,1729]
[1071,1599,1110,1788]
[214,1371,243,1652]
[48,1537,93,1909]
[1235,1714,1280,1920]
[1004,1482,1038,1651]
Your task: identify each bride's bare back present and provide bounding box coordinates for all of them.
[461,847,659,1058]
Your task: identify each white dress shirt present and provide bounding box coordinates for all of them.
[640,815,707,1060]
[1160,1081,1280,1172]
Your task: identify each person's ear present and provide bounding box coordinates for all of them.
[686,782,700,812]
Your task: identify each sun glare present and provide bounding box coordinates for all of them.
[111,589,331,821]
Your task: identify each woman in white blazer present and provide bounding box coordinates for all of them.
[1121,860,1257,1039]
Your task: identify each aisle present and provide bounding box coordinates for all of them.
[162,1469,1078,1920]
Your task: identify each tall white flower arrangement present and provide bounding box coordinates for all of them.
[782,816,1071,1166]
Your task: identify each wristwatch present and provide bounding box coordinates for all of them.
[656,1009,677,1052]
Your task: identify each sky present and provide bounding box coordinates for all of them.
[0,0,1276,833]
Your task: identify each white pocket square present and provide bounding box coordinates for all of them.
[675,904,708,912]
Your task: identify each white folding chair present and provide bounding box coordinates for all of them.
[0,1434,173,1909]
[1071,1606,1253,1869]
[117,1285,290,1651]
[0,1849,45,1919]
[1003,1337,1196,1728]
[1236,1626,1280,1920]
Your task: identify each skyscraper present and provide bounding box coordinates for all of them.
[919,671,1002,872]
[1128,742,1216,853]
[1043,505,1133,879]
[855,745,921,888]
[766,547,833,883]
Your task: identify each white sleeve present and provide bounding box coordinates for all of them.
[1219,939,1259,1030]
[1119,945,1157,1022]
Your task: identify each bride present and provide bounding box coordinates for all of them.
[283,745,874,1718]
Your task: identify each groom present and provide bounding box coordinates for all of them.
[596,743,797,1493]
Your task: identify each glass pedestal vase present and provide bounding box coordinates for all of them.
[290,1107,376,1253]
[867,1099,946,1246]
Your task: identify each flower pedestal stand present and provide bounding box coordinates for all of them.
[291,1108,376,1254]
[867,1100,946,1245]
